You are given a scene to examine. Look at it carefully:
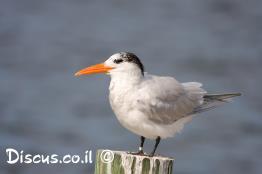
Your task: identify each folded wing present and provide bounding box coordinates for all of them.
[135,75,206,125]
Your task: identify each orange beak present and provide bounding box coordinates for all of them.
[74,63,113,76]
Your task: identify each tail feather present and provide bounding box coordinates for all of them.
[203,93,241,101]
[193,93,241,114]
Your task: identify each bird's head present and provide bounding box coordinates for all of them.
[75,52,144,77]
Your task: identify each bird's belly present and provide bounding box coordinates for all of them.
[111,98,193,139]
[114,109,160,139]
[109,91,191,139]
[109,97,154,138]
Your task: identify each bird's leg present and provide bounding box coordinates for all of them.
[129,136,145,155]
[138,136,145,154]
[149,136,161,157]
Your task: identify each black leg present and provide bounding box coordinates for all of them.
[129,136,146,155]
[150,136,161,157]
[138,136,145,153]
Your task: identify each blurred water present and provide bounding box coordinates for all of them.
[0,0,262,174]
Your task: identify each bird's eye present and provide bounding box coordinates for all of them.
[113,59,123,64]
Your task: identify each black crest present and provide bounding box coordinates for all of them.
[116,52,145,75]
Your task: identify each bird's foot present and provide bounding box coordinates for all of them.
[149,152,155,157]
[128,150,146,156]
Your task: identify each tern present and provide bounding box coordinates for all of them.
[75,52,241,156]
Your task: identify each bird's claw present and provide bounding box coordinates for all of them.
[149,152,155,157]
[128,150,146,156]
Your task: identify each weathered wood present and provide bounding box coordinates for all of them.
[95,149,174,174]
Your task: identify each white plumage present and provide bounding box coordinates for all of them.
[109,73,206,139]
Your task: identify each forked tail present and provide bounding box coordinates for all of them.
[193,93,241,114]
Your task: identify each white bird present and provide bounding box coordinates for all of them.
[75,52,241,156]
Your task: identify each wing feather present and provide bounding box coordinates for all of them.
[135,75,205,125]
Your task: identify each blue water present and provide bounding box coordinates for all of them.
[0,0,261,173]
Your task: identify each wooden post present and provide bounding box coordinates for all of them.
[95,149,174,174]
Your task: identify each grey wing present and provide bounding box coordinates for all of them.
[136,76,206,125]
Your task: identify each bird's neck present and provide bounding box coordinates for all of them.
[109,71,143,91]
